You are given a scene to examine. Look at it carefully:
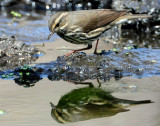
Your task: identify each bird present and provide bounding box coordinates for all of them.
[50,87,152,123]
[48,9,151,56]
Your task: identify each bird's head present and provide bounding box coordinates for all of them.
[48,12,68,40]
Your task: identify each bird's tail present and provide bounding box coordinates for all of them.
[122,13,152,20]
[112,13,152,25]
[115,99,153,105]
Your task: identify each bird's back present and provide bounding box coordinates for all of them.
[66,9,127,33]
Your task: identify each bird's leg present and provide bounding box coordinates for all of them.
[97,78,102,87]
[65,44,92,56]
[94,39,99,54]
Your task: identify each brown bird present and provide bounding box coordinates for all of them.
[48,9,151,56]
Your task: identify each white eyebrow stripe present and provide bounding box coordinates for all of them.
[52,12,68,31]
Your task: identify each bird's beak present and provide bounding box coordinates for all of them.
[50,102,56,109]
[48,31,54,40]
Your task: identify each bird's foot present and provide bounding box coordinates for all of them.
[65,51,75,57]
[94,50,110,55]
[93,51,102,55]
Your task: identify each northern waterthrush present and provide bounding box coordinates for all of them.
[48,9,151,55]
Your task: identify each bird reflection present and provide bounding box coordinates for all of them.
[50,86,152,123]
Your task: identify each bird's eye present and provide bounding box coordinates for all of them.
[56,23,60,27]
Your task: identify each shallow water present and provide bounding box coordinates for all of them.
[0,77,160,126]
[0,15,59,43]
[0,11,160,125]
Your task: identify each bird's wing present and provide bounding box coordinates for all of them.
[83,9,127,33]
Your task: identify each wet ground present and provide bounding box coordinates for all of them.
[0,2,160,125]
